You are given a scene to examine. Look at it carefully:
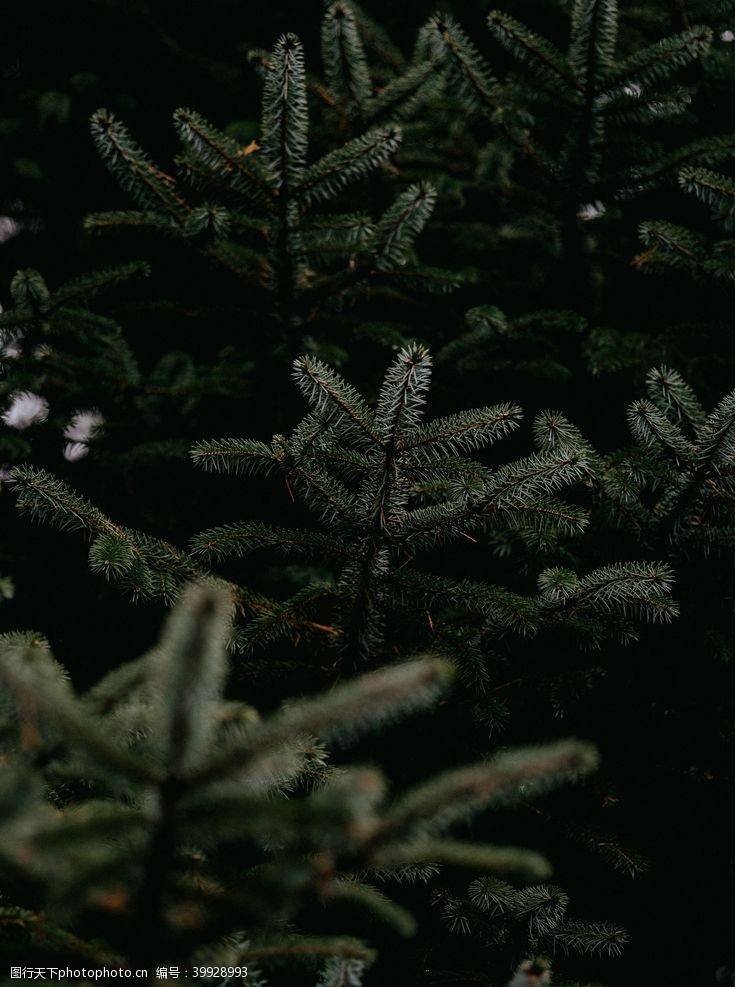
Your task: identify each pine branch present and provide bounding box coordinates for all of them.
[190,438,279,476]
[191,657,454,787]
[326,880,416,936]
[645,365,705,431]
[191,521,348,564]
[602,25,712,97]
[297,126,402,205]
[372,839,551,878]
[511,883,568,934]
[232,937,374,966]
[370,57,442,119]
[90,109,189,221]
[84,209,180,234]
[293,355,381,444]
[173,107,274,204]
[679,165,735,216]
[261,34,309,190]
[635,220,706,271]
[487,11,579,94]
[568,0,618,89]
[322,1,374,117]
[348,0,405,71]
[402,403,523,458]
[627,399,696,460]
[375,342,432,444]
[372,741,598,842]
[697,388,735,467]
[481,448,593,509]
[548,919,628,957]
[9,466,201,601]
[426,14,502,114]
[621,134,735,198]
[0,634,159,786]
[52,262,151,306]
[0,908,124,968]
[369,182,438,270]
[147,583,231,776]
[549,561,678,624]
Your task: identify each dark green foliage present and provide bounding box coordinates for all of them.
[424,0,722,273]
[438,876,626,983]
[85,30,459,336]
[598,366,735,549]
[4,1,735,984]
[0,263,257,486]
[0,263,145,462]
[437,306,588,384]
[188,345,676,664]
[0,582,597,979]
[637,164,735,281]
[482,4,715,192]
[9,347,676,682]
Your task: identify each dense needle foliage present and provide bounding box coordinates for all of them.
[2,0,735,984]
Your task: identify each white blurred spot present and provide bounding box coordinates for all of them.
[1,331,23,360]
[1,391,48,430]
[0,217,22,244]
[64,408,104,443]
[623,83,642,98]
[63,441,90,462]
[721,29,734,42]
[577,200,606,222]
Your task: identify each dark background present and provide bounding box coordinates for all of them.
[2,2,734,984]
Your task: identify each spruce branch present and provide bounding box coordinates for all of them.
[426,13,501,114]
[568,0,619,89]
[322,1,374,118]
[173,107,274,205]
[326,880,417,937]
[9,466,201,601]
[261,33,309,191]
[371,741,598,843]
[81,21,451,325]
[645,365,706,431]
[190,438,279,476]
[602,25,712,97]
[372,839,552,879]
[90,109,189,221]
[548,919,628,957]
[679,165,735,216]
[1,587,595,974]
[487,11,579,94]
[189,656,454,787]
[627,399,696,460]
[191,522,348,564]
[297,126,402,205]
[183,347,678,663]
[369,182,438,271]
[403,403,523,458]
[375,342,432,443]
[293,355,381,444]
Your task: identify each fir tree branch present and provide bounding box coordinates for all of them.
[370,741,598,843]
[322,1,374,118]
[487,11,580,94]
[173,107,274,204]
[261,34,309,190]
[90,109,190,221]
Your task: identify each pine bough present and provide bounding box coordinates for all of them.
[10,346,678,705]
[86,29,459,328]
[0,582,597,979]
